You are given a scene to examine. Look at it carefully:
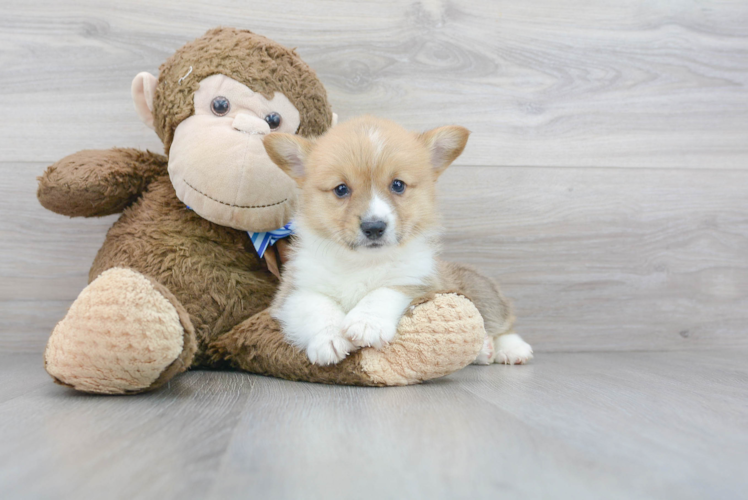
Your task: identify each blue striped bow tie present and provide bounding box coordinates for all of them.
[249,222,294,258]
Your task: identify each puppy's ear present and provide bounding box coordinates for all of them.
[263,133,314,183]
[419,126,470,177]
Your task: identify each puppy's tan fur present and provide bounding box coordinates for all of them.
[265,116,532,366]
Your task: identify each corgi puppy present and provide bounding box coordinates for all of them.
[263,116,533,366]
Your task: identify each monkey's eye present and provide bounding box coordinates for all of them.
[333,184,350,198]
[265,112,282,130]
[211,96,230,116]
[391,179,406,194]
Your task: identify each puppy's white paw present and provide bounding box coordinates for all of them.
[306,332,355,366]
[472,335,494,365]
[494,333,533,365]
[343,310,398,350]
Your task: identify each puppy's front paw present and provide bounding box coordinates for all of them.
[343,310,398,350]
[306,332,355,366]
[494,333,534,365]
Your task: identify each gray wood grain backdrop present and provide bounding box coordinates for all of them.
[1,0,747,352]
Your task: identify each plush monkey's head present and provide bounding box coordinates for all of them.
[131,27,335,232]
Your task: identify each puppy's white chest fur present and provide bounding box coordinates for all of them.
[289,227,437,311]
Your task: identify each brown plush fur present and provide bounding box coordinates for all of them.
[36,27,486,394]
[37,148,168,217]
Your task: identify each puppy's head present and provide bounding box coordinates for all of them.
[264,116,469,250]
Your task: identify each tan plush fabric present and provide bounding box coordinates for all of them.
[131,72,158,129]
[167,75,301,232]
[210,293,485,386]
[359,293,486,385]
[44,268,192,394]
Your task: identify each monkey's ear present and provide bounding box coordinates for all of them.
[131,72,158,130]
[331,113,339,127]
[263,133,314,183]
[419,126,470,177]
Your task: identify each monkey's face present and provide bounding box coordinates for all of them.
[168,74,301,232]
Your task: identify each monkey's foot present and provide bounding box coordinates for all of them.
[357,293,486,385]
[45,267,196,394]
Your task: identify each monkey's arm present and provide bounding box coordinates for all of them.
[37,148,168,217]
[207,294,486,386]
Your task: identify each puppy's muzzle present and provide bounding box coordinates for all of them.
[361,220,387,241]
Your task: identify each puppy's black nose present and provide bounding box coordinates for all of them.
[361,220,387,240]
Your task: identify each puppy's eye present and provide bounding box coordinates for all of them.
[333,184,350,198]
[391,179,406,194]
[211,96,230,116]
[265,112,282,129]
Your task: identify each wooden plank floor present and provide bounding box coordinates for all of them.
[1,350,746,500]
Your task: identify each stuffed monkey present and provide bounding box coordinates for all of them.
[37,28,485,394]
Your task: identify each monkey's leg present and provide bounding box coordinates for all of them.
[207,293,485,386]
[44,267,197,394]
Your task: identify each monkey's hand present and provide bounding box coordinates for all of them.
[37,148,168,217]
